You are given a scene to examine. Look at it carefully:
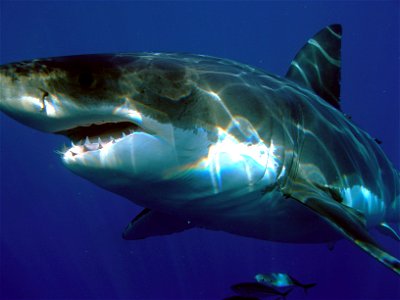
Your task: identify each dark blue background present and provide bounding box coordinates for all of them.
[1,1,399,299]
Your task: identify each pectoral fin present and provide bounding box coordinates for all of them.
[123,208,194,240]
[283,179,400,275]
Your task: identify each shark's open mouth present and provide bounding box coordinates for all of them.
[59,122,141,143]
[58,121,142,156]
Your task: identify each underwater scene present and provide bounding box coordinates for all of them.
[0,1,399,300]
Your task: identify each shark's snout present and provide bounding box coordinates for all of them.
[1,66,51,131]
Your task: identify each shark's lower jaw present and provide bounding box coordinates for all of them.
[59,119,180,196]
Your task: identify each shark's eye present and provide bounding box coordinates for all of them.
[78,71,94,88]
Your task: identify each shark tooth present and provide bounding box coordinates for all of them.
[84,144,98,151]
[97,137,105,148]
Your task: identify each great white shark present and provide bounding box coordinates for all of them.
[1,24,399,275]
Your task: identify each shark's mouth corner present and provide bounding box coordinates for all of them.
[58,121,143,157]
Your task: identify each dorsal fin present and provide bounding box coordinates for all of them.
[286,24,342,110]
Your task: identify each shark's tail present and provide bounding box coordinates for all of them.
[300,283,317,294]
[289,276,317,294]
[281,287,294,300]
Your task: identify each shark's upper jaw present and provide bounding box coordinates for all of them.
[57,121,143,157]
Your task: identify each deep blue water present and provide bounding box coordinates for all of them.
[0,1,399,299]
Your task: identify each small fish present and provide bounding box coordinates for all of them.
[255,273,316,294]
[231,282,293,299]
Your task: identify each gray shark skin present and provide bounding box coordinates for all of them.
[1,25,399,274]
